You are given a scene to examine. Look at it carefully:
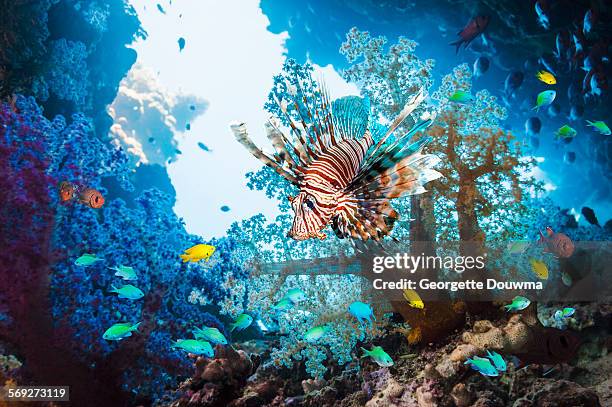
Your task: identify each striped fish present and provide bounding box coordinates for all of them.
[231,83,441,241]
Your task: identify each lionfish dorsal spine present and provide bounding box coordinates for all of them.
[230,122,300,185]
[366,89,425,161]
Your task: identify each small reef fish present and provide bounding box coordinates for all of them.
[304,325,329,343]
[536,70,556,85]
[450,15,490,53]
[533,90,556,111]
[197,142,211,152]
[569,104,584,121]
[586,120,611,136]
[348,301,375,324]
[449,90,473,103]
[505,296,531,312]
[530,258,549,280]
[156,3,165,14]
[561,272,573,286]
[58,181,75,203]
[547,103,561,118]
[171,339,214,357]
[110,284,144,300]
[507,241,530,254]
[464,356,498,376]
[233,87,442,242]
[180,244,216,263]
[220,205,230,212]
[539,227,574,258]
[564,151,576,164]
[562,307,575,317]
[581,207,600,226]
[555,125,577,140]
[504,71,524,96]
[583,9,595,35]
[402,289,424,309]
[361,346,394,367]
[524,117,541,136]
[535,0,550,29]
[230,314,253,332]
[285,288,307,303]
[193,327,228,345]
[79,188,105,209]
[473,56,490,78]
[178,37,185,51]
[554,31,571,60]
[486,350,507,372]
[75,253,103,266]
[272,298,294,312]
[555,308,575,321]
[103,322,141,341]
[58,182,104,208]
[109,265,138,281]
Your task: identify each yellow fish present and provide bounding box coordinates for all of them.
[529,258,549,280]
[536,70,556,85]
[180,244,216,263]
[402,289,424,309]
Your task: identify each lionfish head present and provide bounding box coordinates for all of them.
[286,192,336,241]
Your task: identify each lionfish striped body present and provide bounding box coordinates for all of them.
[231,84,441,241]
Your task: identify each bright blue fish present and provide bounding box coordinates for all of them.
[486,350,507,372]
[348,301,374,324]
[464,356,499,377]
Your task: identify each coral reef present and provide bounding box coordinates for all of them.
[169,346,261,407]
[1,2,611,405]
[514,379,601,406]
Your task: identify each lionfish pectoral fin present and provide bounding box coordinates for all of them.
[333,198,399,241]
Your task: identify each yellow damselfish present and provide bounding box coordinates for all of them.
[402,289,424,309]
[180,244,216,263]
[536,70,556,85]
[529,258,549,280]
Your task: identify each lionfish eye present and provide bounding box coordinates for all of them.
[305,197,315,210]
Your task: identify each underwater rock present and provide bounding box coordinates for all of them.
[392,300,466,344]
[361,368,419,407]
[366,378,410,407]
[472,391,505,407]
[516,379,601,406]
[301,378,327,394]
[450,383,473,407]
[461,316,530,354]
[171,346,259,407]
[415,384,438,407]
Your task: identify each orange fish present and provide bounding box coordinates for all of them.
[539,227,574,258]
[79,188,105,209]
[59,181,75,203]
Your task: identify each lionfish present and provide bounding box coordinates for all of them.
[231,84,442,241]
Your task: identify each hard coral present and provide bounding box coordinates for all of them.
[171,346,260,407]
[517,379,601,406]
[461,315,530,353]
